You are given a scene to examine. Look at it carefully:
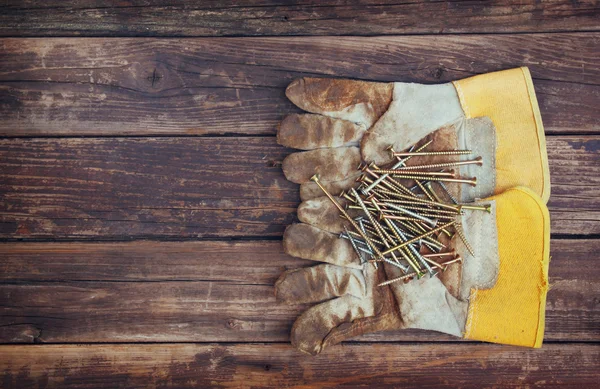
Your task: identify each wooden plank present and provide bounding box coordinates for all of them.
[1,343,598,388]
[0,137,298,239]
[0,136,598,239]
[1,0,600,36]
[0,34,598,136]
[547,136,600,235]
[0,239,597,343]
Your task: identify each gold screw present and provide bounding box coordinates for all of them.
[380,174,478,187]
[455,223,475,257]
[381,220,456,256]
[362,141,432,195]
[459,204,492,213]
[391,149,472,157]
[310,174,386,261]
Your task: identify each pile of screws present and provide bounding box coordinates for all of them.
[311,140,491,287]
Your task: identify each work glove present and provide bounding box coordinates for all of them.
[276,187,550,355]
[275,68,551,355]
[279,67,550,203]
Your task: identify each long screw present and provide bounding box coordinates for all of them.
[382,221,456,256]
[455,223,475,257]
[343,225,365,265]
[352,188,394,252]
[381,203,437,227]
[382,204,459,216]
[311,174,386,260]
[422,251,456,258]
[389,156,483,171]
[368,196,406,268]
[459,204,492,213]
[387,174,477,187]
[377,193,461,212]
[377,257,462,287]
[386,217,432,276]
[373,199,419,274]
[436,181,458,204]
[362,141,432,195]
[360,171,416,197]
[391,149,472,157]
[378,271,419,287]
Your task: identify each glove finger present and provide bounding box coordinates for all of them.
[275,264,366,305]
[278,113,365,150]
[298,196,361,234]
[299,172,361,201]
[282,146,361,184]
[290,294,375,355]
[286,78,393,129]
[360,82,464,165]
[283,223,362,269]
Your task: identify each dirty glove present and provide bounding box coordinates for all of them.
[276,68,552,355]
[279,67,550,203]
[276,187,550,355]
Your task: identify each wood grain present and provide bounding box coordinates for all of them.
[0,34,598,136]
[0,136,598,239]
[1,0,599,36]
[0,137,298,239]
[0,239,597,343]
[1,343,598,388]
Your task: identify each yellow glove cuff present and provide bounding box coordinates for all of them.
[453,67,551,203]
[464,187,550,347]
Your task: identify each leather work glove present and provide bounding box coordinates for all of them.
[275,68,551,355]
[276,187,550,355]
[279,67,550,204]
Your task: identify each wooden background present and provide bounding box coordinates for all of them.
[1,1,599,387]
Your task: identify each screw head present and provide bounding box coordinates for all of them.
[310,174,320,182]
[387,145,396,158]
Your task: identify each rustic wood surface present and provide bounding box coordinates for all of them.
[2,344,599,389]
[2,0,600,36]
[0,34,598,136]
[1,5,599,387]
[1,136,598,238]
[0,240,598,344]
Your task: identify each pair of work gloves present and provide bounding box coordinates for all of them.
[275,67,551,355]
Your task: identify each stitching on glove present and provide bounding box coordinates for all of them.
[452,81,471,119]
[464,288,478,337]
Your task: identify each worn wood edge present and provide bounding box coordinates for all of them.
[0,343,598,388]
[0,239,597,343]
[1,0,599,36]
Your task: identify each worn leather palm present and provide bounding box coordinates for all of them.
[275,71,551,355]
[279,68,550,204]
